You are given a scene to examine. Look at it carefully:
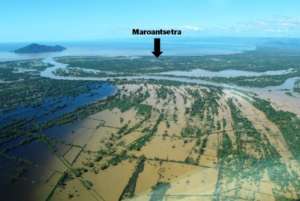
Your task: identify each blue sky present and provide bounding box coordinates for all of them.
[1,0,300,42]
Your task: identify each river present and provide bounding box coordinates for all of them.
[40,57,300,92]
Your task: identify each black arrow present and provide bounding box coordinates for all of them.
[152,38,163,58]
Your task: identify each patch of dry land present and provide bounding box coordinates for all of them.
[40,82,300,201]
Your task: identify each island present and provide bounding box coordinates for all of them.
[14,43,66,54]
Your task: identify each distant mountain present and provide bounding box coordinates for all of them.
[255,39,300,56]
[14,43,66,54]
[259,39,300,50]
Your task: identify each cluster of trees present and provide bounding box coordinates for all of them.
[204,72,300,87]
[155,86,174,99]
[129,113,164,151]
[181,126,202,138]
[0,59,50,81]
[0,77,101,111]
[253,98,300,161]
[225,98,299,196]
[119,156,146,200]
[225,99,266,181]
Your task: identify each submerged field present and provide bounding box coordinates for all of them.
[2,81,298,201]
[41,82,300,201]
[1,46,300,201]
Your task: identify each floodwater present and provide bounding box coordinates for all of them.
[159,68,294,78]
[0,83,117,201]
[0,82,117,126]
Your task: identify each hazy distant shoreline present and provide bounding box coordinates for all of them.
[0,38,257,61]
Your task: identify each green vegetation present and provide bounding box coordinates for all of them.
[156,86,174,99]
[218,131,232,162]
[188,88,221,120]
[107,89,150,113]
[135,104,152,117]
[228,99,265,154]
[0,78,103,111]
[0,59,51,81]
[119,156,146,200]
[253,97,300,161]
[123,113,152,136]
[204,73,300,87]
[108,151,129,166]
[114,78,197,87]
[225,98,300,198]
[181,126,202,138]
[55,68,113,78]
[129,113,164,151]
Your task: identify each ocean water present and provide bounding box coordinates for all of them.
[0,37,259,61]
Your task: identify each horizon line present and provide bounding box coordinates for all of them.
[2,36,300,44]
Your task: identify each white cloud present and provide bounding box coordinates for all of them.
[180,25,203,32]
[235,16,300,34]
[203,16,300,36]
